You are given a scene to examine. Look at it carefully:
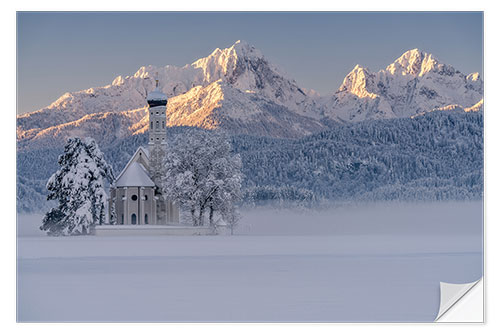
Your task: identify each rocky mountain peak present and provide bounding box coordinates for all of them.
[337,65,377,99]
[386,48,440,76]
[323,48,483,122]
[190,40,265,83]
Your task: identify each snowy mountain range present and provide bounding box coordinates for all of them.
[17,40,483,148]
[320,49,483,122]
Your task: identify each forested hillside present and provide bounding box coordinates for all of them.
[17,111,483,212]
[234,111,483,205]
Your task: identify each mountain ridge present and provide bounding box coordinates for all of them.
[17,42,483,148]
[320,48,483,122]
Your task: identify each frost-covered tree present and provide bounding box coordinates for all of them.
[40,137,115,236]
[161,130,242,227]
[221,205,241,235]
[206,146,243,227]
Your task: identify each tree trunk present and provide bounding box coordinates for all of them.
[209,205,214,227]
[191,206,196,226]
[198,206,205,226]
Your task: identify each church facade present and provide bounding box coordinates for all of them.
[108,80,179,225]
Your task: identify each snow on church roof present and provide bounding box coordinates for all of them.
[147,88,168,102]
[147,80,168,106]
[114,162,155,187]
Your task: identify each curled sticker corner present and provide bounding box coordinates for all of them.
[435,278,482,321]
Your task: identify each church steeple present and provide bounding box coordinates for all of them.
[147,78,167,146]
[147,79,168,108]
[146,78,171,225]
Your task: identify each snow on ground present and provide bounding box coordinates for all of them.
[17,201,483,322]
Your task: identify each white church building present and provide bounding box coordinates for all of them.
[107,80,180,226]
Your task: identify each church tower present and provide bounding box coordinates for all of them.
[146,79,179,224]
[146,79,168,189]
[147,79,168,148]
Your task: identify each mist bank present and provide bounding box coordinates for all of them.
[19,200,482,239]
[18,200,482,322]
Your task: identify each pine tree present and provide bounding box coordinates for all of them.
[40,137,115,236]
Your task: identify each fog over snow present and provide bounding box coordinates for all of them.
[17,201,482,322]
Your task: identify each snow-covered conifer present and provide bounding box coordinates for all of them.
[40,137,114,236]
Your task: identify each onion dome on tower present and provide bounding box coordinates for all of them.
[147,79,168,107]
[147,78,168,147]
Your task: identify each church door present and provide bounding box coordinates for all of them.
[131,213,137,225]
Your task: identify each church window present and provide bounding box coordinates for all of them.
[144,195,148,201]
[162,121,165,128]
[156,111,159,115]
[131,194,138,201]
[156,120,159,128]
[150,121,153,128]
[121,214,124,225]
[144,214,148,224]
[131,214,137,225]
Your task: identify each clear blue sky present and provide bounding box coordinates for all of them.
[17,12,483,114]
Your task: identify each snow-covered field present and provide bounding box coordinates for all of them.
[17,201,483,322]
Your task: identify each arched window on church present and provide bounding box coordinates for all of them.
[144,214,148,225]
[150,121,153,128]
[162,121,165,129]
[121,214,124,225]
[131,213,137,225]
[156,120,159,129]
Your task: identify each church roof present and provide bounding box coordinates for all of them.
[113,146,149,182]
[147,80,168,107]
[147,88,168,102]
[114,162,155,187]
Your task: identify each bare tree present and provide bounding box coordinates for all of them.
[161,129,242,227]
